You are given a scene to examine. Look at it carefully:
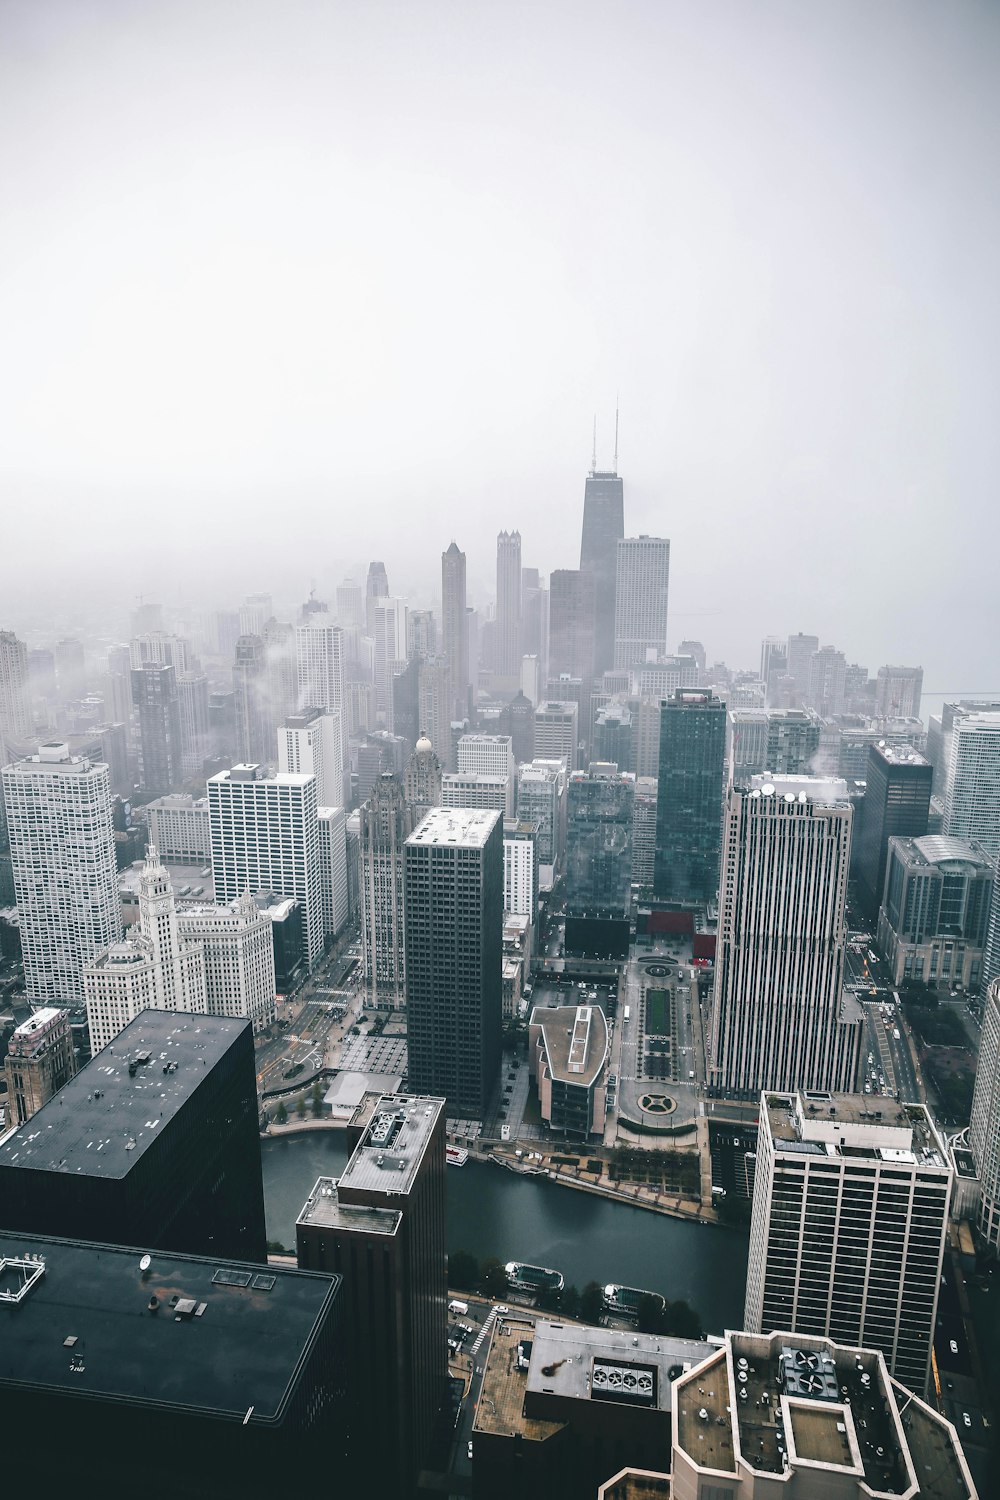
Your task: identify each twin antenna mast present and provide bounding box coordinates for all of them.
[591,400,620,475]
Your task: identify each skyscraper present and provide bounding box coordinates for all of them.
[944,711,1000,863]
[785,631,819,702]
[295,613,347,771]
[417,655,453,768]
[2,742,121,1005]
[232,633,271,763]
[875,664,924,720]
[442,541,470,720]
[516,759,566,869]
[361,772,414,1009]
[495,530,522,685]
[709,775,862,1095]
[132,661,183,793]
[548,567,595,683]
[208,763,324,966]
[565,767,634,916]
[278,707,343,808]
[54,636,86,699]
[373,596,408,719]
[3,1007,77,1126]
[365,559,389,635]
[613,536,669,669]
[580,460,624,678]
[807,644,847,717]
[0,629,32,744]
[746,1091,951,1394]
[402,732,443,821]
[239,591,273,637]
[854,742,932,921]
[877,835,992,992]
[84,847,207,1054]
[533,699,579,772]
[970,978,1000,1251]
[177,670,210,779]
[404,807,503,1116]
[653,689,726,904]
[177,892,277,1030]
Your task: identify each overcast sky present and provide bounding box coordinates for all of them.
[1,0,998,697]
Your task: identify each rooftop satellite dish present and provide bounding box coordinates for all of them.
[139,1254,152,1273]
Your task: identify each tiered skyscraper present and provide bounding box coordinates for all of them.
[2,742,121,1005]
[710,775,862,1095]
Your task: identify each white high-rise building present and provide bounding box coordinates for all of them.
[129,632,192,673]
[533,701,578,773]
[239,592,273,638]
[374,598,408,719]
[969,977,1000,1251]
[360,775,413,1009]
[146,794,212,863]
[613,535,670,671]
[516,759,567,871]
[295,613,345,718]
[442,772,512,818]
[0,630,32,743]
[746,1091,952,1395]
[457,733,515,780]
[208,764,324,966]
[278,708,344,809]
[503,819,538,920]
[710,775,862,1096]
[944,711,1000,863]
[318,804,350,941]
[2,743,122,1005]
[84,848,207,1054]
[177,893,276,1032]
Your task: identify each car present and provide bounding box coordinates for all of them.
[962,1412,972,1428]
[467,1441,474,1460]
[950,1339,959,1354]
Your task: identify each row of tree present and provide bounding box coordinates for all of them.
[267,1079,326,1125]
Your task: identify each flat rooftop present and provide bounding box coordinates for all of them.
[335,1094,443,1197]
[872,742,929,768]
[531,1004,609,1088]
[407,806,500,848]
[473,1314,564,1443]
[765,1092,949,1168]
[0,1230,338,1423]
[0,1013,250,1180]
[526,1320,713,1411]
[297,1176,401,1237]
[747,773,849,805]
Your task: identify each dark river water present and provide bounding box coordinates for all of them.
[260,1132,749,1334]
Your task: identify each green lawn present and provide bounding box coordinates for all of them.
[645,990,671,1037]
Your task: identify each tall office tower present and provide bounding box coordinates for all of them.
[843,662,873,713]
[877,835,992,991]
[503,818,538,920]
[278,707,343,808]
[521,565,544,660]
[147,793,211,862]
[3,1007,77,1126]
[0,1011,267,1262]
[786,631,819,701]
[318,805,350,942]
[443,771,511,819]
[613,536,669,669]
[767,707,821,774]
[516,760,566,870]
[345,677,375,738]
[875,664,923,720]
[499,690,535,764]
[211,608,241,661]
[548,568,596,683]
[55,636,86,699]
[634,696,661,777]
[854,743,932,919]
[710,775,862,1095]
[746,1092,951,1394]
[944,712,1000,863]
[458,732,515,780]
[129,631,193,673]
[808,645,847,717]
[360,773,414,1008]
[390,655,420,755]
[760,635,787,688]
[0,629,32,743]
[262,616,297,724]
[970,978,1000,1250]
[593,702,634,771]
[365,559,389,634]
[209,764,324,966]
[565,767,634,916]
[336,578,365,630]
[83,848,207,1053]
[728,709,770,781]
[2,743,121,1005]
[132,662,183,793]
[373,597,408,721]
[233,635,269,765]
[580,460,624,677]
[407,608,436,659]
[177,892,277,1030]
[653,689,727,904]
[238,591,273,638]
[521,653,541,704]
[417,655,453,768]
[296,611,345,712]
[176,670,210,778]
[495,529,522,686]
[297,1094,446,1496]
[404,807,503,1116]
[927,699,1000,796]
[534,699,579,772]
[402,732,443,820]
[442,540,470,719]
[631,775,657,890]
[27,646,56,701]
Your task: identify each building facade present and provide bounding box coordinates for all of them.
[360,773,413,1009]
[613,535,669,670]
[516,759,566,871]
[278,707,343,808]
[146,792,212,862]
[854,742,932,920]
[877,834,992,991]
[0,628,32,744]
[503,818,538,920]
[177,892,277,1031]
[3,1006,77,1125]
[442,541,470,719]
[132,662,183,793]
[653,689,727,905]
[580,465,624,677]
[533,699,579,772]
[944,711,1000,863]
[495,529,522,686]
[565,767,634,917]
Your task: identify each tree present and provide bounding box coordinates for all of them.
[274,1100,288,1125]
[296,1095,307,1119]
[311,1079,324,1118]
[560,1283,581,1319]
[480,1257,509,1299]
[579,1281,604,1326]
[636,1294,665,1334]
[266,1239,286,1255]
[663,1298,701,1339]
[448,1250,479,1290]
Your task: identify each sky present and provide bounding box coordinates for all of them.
[1,0,998,697]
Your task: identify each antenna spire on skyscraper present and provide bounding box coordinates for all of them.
[591,414,597,474]
[614,399,619,474]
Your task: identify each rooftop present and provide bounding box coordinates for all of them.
[870,741,929,768]
[746,773,849,805]
[0,1013,250,1180]
[765,1092,950,1170]
[907,835,993,872]
[526,1319,713,1410]
[208,765,314,787]
[0,1230,339,1423]
[473,1315,565,1442]
[296,1176,401,1237]
[531,1004,609,1088]
[407,806,500,848]
[335,1094,443,1197]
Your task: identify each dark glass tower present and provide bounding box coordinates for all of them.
[654,689,727,904]
[580,468,624,678]
[855,742,932,920]
[131,662,183,794]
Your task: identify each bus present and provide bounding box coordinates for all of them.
[623,1005,631,1023]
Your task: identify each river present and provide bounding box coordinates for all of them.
[260,1132,749,1334]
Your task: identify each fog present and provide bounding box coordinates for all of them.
[1,0,998,693]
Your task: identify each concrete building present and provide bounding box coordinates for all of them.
[548,567,596,685]
[84,848,207,1054]
[132,662,183,793]
[442,541,470,720]
[785,631,819,702]
[529,1002,609,1137]
[404,807,503,1117]
[614,535,669,670]
[631,775,657,891]
[0,628,32,744]
[239,591,273,637]
[654,689,727,905]
[2,742,121,1006]
[504,817,538,920]
[808,644,847,718]
[877,834,992,992]
[295,613,345,738]
[365,559,389,635]
[318,804,349,942]
[146,792,212,862]
[593,702,634,772]
[710,776,862,1096]
[177,670,210,779]
[746,1092,952,1395]
[580,462,624,677]
[296,1093,447,1497]
[943,710,1000,863]
[517,758,566,874]
[402,731,443,820]
[442,770,512,818]
[278,706,343,808]
[854,742,932,920]
[177,892,277,1031]
[3,1006,76,1126]
[495,529,523,690]
[208,764,324,966]
[566,766,634,917]
[0,1010,267,1262]
[970,977,1000,1253]
[360,774,413,1009]
[534,699,579,772]
[457,731,515,781]
[670,1328,977,1500]
[875,664,923,720]
[373,596,408,720]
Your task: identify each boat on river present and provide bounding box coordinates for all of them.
[446,1145,469,1166]
[603,1283,666,1319]
[505,1261,564,1293]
